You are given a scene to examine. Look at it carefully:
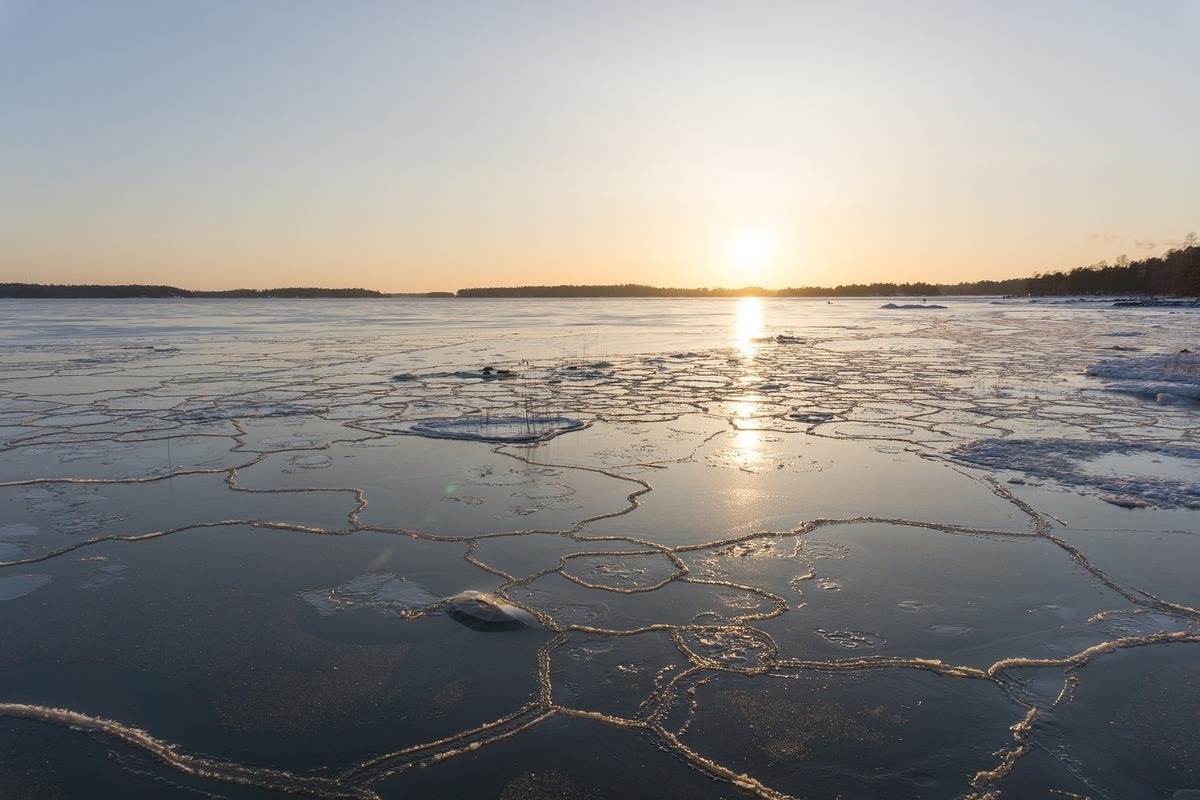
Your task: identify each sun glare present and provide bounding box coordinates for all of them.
[728,232,772,281]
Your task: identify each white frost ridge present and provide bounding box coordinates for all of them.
[1085,352,1200,402]
[408,415,587,443]
[949,438,1200,509]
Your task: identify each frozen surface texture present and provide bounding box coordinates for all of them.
[0,296,1197,799]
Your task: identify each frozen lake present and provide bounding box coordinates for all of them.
[1,296,1197,798]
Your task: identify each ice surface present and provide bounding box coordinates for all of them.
[76,563,129,590]
[0,574,51,600]
[0,296,1197,799]
[0,523,39,541]
[300,574,440,618]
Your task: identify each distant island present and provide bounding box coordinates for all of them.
[3,242,1195,300]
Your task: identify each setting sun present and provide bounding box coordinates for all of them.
[728,232,773,283]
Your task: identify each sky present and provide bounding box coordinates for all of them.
[1,1,1198,293]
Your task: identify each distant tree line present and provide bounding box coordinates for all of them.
[200,286,385,298]
[5,240,1197,300]
[0,284,384,299]
[459,280,951,298]
[1018,241,1199,297]
[456,241,1199,299]
[936,278,1028,296]
[775,282,941,298]
[455,283,770,298]
[0,283,185,298]
[937,239,1197,297]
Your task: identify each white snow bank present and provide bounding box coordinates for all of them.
[1085,352,1200,403]
[1097,382,1200,401]
[949,438,1200,509]
[880,303,947,310]
[1086,351,1199,382]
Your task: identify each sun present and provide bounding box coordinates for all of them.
[727,232,772,283]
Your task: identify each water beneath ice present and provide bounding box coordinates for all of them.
[0,296,1197,799]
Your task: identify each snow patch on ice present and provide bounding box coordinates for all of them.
[1085,352,1200,403]
[300,574,440,617]
[175,401,316,421]
[950,438,1200,508]
[817,628,885,649]
[680,627,777,668]
[258,435,327,449]
[416,368,516,381]
[285,453,333,471]
[406,415,587,443]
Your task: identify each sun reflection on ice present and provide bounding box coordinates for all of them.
[731,298,766,471]
[731,427,762,471]
[734,297,764,358]
[731,399,759,422]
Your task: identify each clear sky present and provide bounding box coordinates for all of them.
[2,1,1198,293]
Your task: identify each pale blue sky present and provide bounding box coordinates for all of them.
[2,1,1197,291]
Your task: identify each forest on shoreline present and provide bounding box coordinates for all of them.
[3,243,1196,300]
[458,243,1199,298]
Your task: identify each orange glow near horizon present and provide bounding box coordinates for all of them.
[1,5,1194,294]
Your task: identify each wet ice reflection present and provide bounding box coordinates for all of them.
[678,670,1022,799]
